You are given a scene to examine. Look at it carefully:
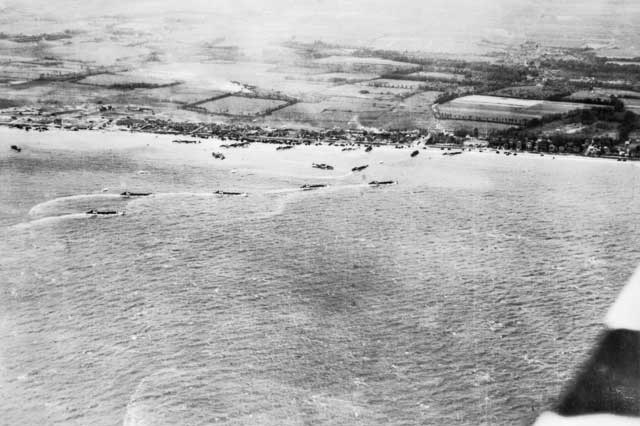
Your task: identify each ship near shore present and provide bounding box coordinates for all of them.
[2,128,640,425]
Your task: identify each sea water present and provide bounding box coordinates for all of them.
[2,129,640,425]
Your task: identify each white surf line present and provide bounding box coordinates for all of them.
[533,264,640,425]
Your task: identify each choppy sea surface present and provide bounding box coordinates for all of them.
[2,128,640,425]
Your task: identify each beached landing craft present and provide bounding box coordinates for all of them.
[276,145,294,151]
[211,152,225,160]
[10,144,21,152]
[312,163,334,170]
[365,145,373,152]
[300,184,327,191]
[351,165,369,172]
[172,139,200,144]
[443,151,463,156]
[220,141,251,148]
[533,265,640,425]
[120,191,152,198]
[411,150,419,157]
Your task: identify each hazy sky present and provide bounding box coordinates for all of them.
[3,1,640,54]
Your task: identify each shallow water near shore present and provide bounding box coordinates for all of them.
[2,128,640,425]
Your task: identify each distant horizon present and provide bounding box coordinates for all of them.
[3,0,640,56]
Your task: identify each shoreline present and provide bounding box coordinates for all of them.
[1,123,636,168]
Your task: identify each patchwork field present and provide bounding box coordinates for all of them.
[77,72,179,88]
[365,79,430,90]
[407,71,466,81]
[197,96,289,116]
[311,56,418,73]
[435,95,596,124]
[566,88,640,101]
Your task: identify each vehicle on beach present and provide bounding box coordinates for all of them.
[368,180,397,186]
[211,152,225,160]
[10,145,21,152]
[300,184,328,191]
[312,163,334,170]
[172,139,200,144]
[276,145,294,151]
[220,141,251,148]
[351,165,369,172]
[365,145,373,152]
[342,146,357,151]
[411,150,419,157]
[120,191,152,198]
[86,209,125,216]
[214,190,248,197]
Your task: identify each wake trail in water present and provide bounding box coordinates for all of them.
[10,213,113,231]
[28,194,124,217]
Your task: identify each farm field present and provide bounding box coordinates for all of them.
[134,85,227,105]
[77,72,179,88]
[407,71,466,81]
[566,88,640,101]
[307,72,379,83]
[365,78,430,89]
[197,96,288,116]
[436,95,596,124]
[311,55,418,73]
[622,98,640,113]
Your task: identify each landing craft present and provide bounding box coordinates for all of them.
[172,139,200,144]
[533,264,640,425]
[300,184,327,191]
[10,145,21,152]
[365,146,373,152]
[276,145,294,151]
[211,152,225,160]
[86,209,124,216]
[368,180,397,186]
[312,163,334,170]
[411,150,419,157]
[214,190,248,197]
[120,191,152,198]
[351,165,369,172]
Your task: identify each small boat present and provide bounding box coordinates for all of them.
[369,180,397,186]
[172,139,200,144]
[214,190,248,197]
[342,147,357,151]
[365,146,373,152]
[211,152,225,160]
[300,184,327,191]
[86,209,124,216]
[351,165,369,172]
[10,145,21,152]
[443,151,462,156]
[411,150,419,157]
[276,145,294,151]
[312,163,334,170]
[120,191,152,198]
